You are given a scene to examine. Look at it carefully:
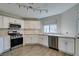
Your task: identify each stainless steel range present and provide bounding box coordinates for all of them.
[8,23,23,49]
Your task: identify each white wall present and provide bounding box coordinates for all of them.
[60,5,77,36]
[40,14,61,34]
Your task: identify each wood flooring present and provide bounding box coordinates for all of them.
[2,44,65,56]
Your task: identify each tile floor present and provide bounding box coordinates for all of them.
[1,44,67,56]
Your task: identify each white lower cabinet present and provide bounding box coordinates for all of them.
[0,36,10,54]
[23,35,39,45]
[23,35,31,45]
[3,36,10,52]
[58,37,74,55]
[0,37,4,54]
[23,35,48,47]
[42,36,48,47]
[58,38,66,52]
[75,39,79,56]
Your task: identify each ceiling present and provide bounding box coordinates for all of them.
[0,3,77,19]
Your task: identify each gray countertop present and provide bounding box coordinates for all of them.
[23,33,77,38]
[43,33,77,38]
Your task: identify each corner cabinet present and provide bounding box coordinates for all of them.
[58,37,74,55]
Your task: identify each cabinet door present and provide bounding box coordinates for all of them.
[31,35,38,44]
[0,16,3,28]
[37,35,43,44]
[59,38,74,55]
[23,35,32,45]
[75,39,79,56]
[58,38,67,52]
[0,37,4,54]
[15,19,21,24]
[66,39,74,54]
[3,16,9,28]
[21,20,24,29]
[3,36,10,52]
[9,18,15,24]
[42,36,48,47]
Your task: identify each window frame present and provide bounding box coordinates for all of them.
[43,24,58,33]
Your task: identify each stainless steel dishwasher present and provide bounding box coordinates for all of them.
[48,36,58,50]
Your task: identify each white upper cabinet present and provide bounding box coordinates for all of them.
[24,21,41,29]
[0,15,24,28]
[9,17,15,24]
[3,16,10,28]
[20,20,24,29]
[9,18,21,24]
[0,16,3,28]
[14,19,21,24]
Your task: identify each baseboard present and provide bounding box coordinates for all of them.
[23,43,49,48]
[59,50,74,56]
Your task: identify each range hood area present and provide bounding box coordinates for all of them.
[8,23,23,49]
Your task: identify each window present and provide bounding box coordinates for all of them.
[44,24,57,33]
[44,25,49,33]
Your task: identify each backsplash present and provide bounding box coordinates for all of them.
[24,29,42,34]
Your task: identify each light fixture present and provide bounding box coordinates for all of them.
[16,3,48,13]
